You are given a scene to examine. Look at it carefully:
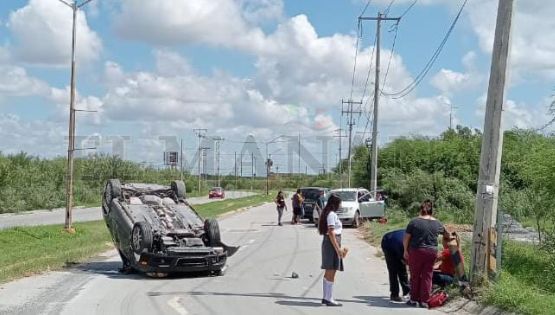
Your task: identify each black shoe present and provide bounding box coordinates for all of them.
[390,296,403,303]
[323,299,342,307]
[321,299,326,304]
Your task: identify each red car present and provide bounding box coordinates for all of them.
[209,187,225,199]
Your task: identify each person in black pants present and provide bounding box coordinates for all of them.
[381,229,410,302]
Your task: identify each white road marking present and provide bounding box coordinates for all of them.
[167,297,188,315]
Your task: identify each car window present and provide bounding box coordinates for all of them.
[358,191,371,202]
[332,191,357,201]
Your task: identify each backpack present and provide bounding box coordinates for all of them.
[427,290,448,308]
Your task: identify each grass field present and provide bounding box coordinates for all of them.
[0,193,272,284]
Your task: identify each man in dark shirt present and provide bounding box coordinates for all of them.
[381,229,410,302]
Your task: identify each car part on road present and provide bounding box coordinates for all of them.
[102,179,238,277]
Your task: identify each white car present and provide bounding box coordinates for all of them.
[322,188,385,227]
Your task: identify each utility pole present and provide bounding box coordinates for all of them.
[212,137,224,186]
[234,151,238,189]
[59,0,96,233]
[341,99,362,188]
[251,153,255,191]
[471,0,514,284]
[359,13,401,197]
[180,138,183,181]
[334,128,347,188]
[298,133,301,175]
[193,128,207,193]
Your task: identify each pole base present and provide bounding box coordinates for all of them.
[64,227,76,234]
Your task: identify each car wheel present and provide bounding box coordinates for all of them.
[131,222,153,260]
[353,211,361,228]
[171,180,186,199]
[204,218,221,247]
[103,179,122,213]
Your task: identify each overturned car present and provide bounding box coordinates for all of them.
[102,179,237,276]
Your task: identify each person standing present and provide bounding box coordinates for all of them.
[381,229,410,302]
[291,189,304,224]
[403,199,449,308]
[274,191,287,226]
[318,194,347,307]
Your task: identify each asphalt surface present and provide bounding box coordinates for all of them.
[0,191,255,230]
[0,202,442,315]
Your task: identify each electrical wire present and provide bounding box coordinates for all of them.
[360,35,377,104]
[349,21,362,101]
[380,23,399,96]
[360,0,372,17]
[382,0,469,99]
[384,0,396,15]
[400,0,418,19]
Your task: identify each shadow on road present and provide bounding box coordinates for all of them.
[352,295,409,308]
[67,260,219,281]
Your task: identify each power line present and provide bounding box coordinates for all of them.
[382,0,469,99]
[349,21,362,101]
[384,0,396,15]
[400,0,418,19]
[360,34,377,104]
[380,22,400,95]
[360,0,373,17]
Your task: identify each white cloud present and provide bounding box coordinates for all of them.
[474,95,551,131]
[0,114,66,157]
[8,0,102,65]
[239,0,284,25]
[0,65,50,96]
[466,0,555,78]
[115,0,265,49]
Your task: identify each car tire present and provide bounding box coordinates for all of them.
[171,180,186,199]
[205,218,221,247]
[353,211,361,228]
[131,221,153,256]
[103,179,122,214]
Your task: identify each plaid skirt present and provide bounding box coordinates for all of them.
[321,234,344,271]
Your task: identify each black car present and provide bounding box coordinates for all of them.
[102,179,238,277]
[300,187,330,222]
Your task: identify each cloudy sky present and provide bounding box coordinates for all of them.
[0,0,553,175]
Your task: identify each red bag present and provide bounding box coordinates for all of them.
[427,291,448,308]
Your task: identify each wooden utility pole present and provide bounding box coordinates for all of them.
[470,0,514,283]
[359,13,401,198]
[341,99,362,188]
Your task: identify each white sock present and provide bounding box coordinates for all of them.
[323,278,334,301]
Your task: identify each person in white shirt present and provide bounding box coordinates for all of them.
[318,194,348,307]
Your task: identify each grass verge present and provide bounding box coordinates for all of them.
[194,193,274,218]
[481,241,555,315]
[0,193,272,284]
[0,221,112,284]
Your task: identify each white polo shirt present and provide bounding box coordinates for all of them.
[327,211,342,235]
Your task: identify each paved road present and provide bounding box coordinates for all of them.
[0,202,442,315]
[0,191,255,230]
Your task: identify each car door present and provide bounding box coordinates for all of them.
[358,190,371,218]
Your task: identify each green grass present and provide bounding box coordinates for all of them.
[0,221,112,284]
[194,193,274,218]
[0,193,271,284]
[482,242,555,315]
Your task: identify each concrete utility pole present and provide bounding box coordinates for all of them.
[341,99,362,188]
[359,13,401,197]
[180,138,183,181]
[59,0,96,233]
[334,128,347,188]
[212,137,224,186]
[471,0,514,283]
[193,129,207,193]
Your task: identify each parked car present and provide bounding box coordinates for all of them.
[209,187,225,199]
[102,179,237,277]
[317,188,385,227]
[300,187,330,222]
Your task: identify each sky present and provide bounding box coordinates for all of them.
[0,0,553,176]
